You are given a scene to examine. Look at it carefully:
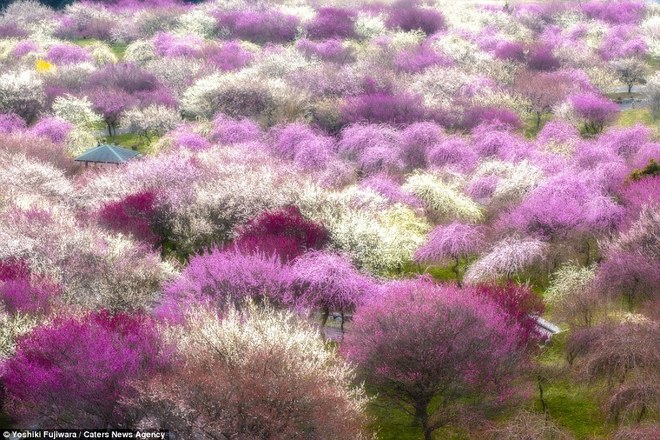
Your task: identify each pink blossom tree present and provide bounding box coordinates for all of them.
[413,222,485,286]
[289,251,376,332]
[513,71,572,128]
[344,278,524,440]
[162,248,293,316]
[98,191,160,247]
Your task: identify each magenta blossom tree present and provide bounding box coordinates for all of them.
[386,1,446,35]
[1,311,172,428]
[571,93,619,134]
[162,248,293,317]
[305,7,356,40]
[344,278,524,440]
[595,250,660,311]
[413,222,485,286]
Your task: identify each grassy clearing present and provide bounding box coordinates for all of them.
[534,334,614,439]
[616,108,656,127]
[522,113,553,139]
[368,393,471,440]
[110,43,128,59]
[541,380,612,439]
[73,38,127,60]
[105,132,153,153]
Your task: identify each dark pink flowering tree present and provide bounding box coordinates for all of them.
[1,311,172,428]
[0,258,60,315]
[493,40,526,62]
[153,32,203,58]
[581,1,646,25]
[473,282,546,347]
[30,117,74,145]
[338,123,400,162]
[289,251,376,331]
[413,222,485,286]
[0,113,26,135]
[344,278,524,440]
[505,174,624,262]
[203,41,254,71]
[527,43,560,71]
[0,23,28,39]
[45,43,91,65]
[98,191,160,247]
[268,123,336,170]
[86,63,161,96]
[400,122,443,170]
[600,25,648,61]
[210,114,261,145]
[427,137,478,171]
[171,130,210,151]
[233,205,329,263]
[596,249,659,311]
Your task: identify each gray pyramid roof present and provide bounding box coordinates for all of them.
[74,144,142,164]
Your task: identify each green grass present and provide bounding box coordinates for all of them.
[73,38,127,60]
[368,394,471,440]
[533,334,614,439]
[368,396,424,440]
[110,43,127,59]
[522,113,553,139]
[104,132,151,153]
[399,260,458,282]
[616,108,656,128]
[540,380,612,439]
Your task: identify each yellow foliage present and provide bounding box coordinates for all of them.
[35,59,53,73]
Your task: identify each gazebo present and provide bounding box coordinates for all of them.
[74,143,142,166]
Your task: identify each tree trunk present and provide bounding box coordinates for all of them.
[537,374,547,414]
[536,111,542,128]
[628,83,633,94]
[452,257,462,288]
[412,400,434,440]
[320,308,329,341]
